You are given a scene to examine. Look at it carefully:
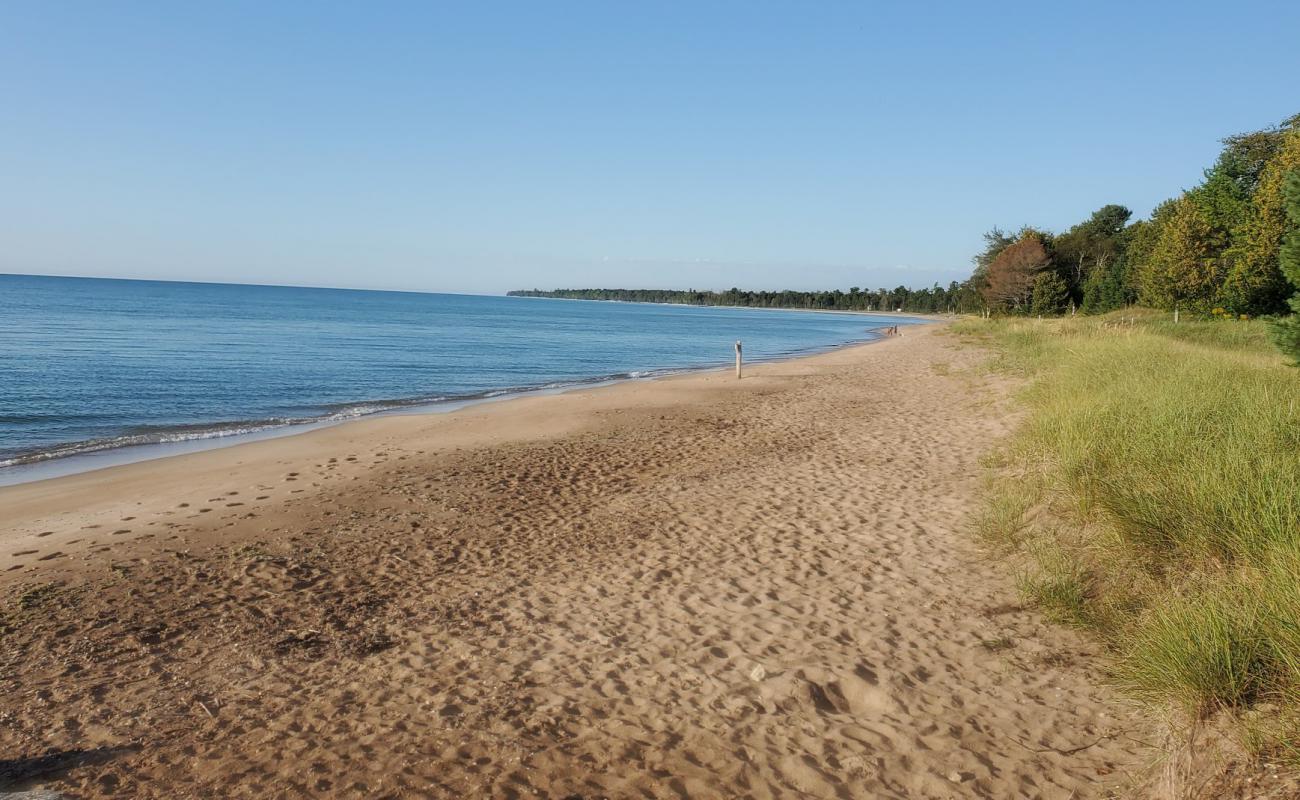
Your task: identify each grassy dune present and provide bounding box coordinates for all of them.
[957,311,1300,756]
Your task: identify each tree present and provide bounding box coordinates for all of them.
[967,227,1016,297]
[1193,131,1280,240]
[1138,195,1222,313]
[1272,169,1300,364]
[1030,271,1070,315]
[982,234,1051,312]
[1080,220,1143,314]
[1127,203,1173,304]
[973,228,1017,272]
[1056,204,1132,308]
[1222,127,1300,314]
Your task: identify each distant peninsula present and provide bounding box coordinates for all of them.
[507,285,977,314]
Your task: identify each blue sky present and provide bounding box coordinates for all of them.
[2,1,1298,295]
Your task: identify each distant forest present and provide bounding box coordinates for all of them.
[507,285,976,314]
[512,112,1300,359]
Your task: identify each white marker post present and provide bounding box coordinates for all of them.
[735,340,743,379]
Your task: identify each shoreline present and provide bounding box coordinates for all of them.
[0,322,922,489]
[0,328,909,528]
[0,322,1149,798]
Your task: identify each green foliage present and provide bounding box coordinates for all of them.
[972,227,1017,274]
[1029,270,1069,315]
[1222,129,1300,315]
[1053,204,1132,304]
[1275,303,1300,364]
[1080,253,1134,313]
[1122,208,1169,302]
[1281,170,1300,288]
[1138,195,1223,312]
[978,113,1300,324]
[1080,215,1142,314]
[1189,125,1284,252]
[1272,168,1300,363]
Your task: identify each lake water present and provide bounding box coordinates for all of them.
[0,274,922,479]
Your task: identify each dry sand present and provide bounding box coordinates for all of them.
[0,324,1151,798]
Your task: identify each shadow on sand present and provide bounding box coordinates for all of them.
[0,746,136,792]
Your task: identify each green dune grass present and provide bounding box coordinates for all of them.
[958,310,1300,751]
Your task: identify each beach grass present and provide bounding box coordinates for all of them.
[956,310,1300,754]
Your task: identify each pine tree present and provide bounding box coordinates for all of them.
[1030,271,1070,315]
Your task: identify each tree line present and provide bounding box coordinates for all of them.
[970,111,1300,360]
[510,111,1300,361]
[507,284,982,314]
[972,113,1300,319]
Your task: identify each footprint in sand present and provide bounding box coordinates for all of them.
[37,531,54,537]
[13,550,37,556]
[112,530,131,535]
[37,552,64,561]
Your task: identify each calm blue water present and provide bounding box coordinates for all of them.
[0,274,921,472]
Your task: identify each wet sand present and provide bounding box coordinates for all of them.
[0,324,1149,798]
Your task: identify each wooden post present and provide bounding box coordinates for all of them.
[1174,304,1180,324]
[735,340,743,379]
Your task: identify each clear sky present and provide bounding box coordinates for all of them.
[2,2,1298,295]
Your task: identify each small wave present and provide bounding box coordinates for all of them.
[0,337,890,470]
[0,369,677,468]
[0,419,298,468]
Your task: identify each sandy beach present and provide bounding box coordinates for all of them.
[1,324,1150,798]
